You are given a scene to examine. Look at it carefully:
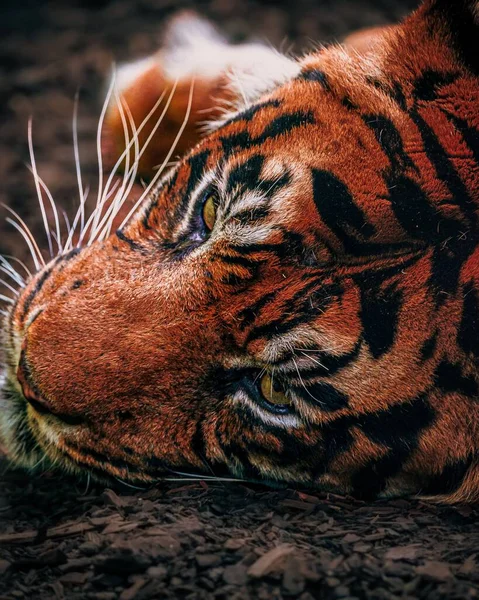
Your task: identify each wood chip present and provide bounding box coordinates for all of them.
[248,544,295,578]
[416,561,454,581]
[386,545,421,561]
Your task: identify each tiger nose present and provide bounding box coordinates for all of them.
[16,346,54,415]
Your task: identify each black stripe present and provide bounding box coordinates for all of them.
[425,1,479,75]
[237,289,280,330]
[291,381,349,412]
[412,71,459,102]
[420,332,438,361]
[362,114,417,174]
[245,280,342,345]
[115,229,147,254]
[223,99,281,127]
[420,456,473,496]
[220,111,315,156]
[226,154,265,195]
[173,150,211,224]
[443,112,479,166]
[434,360,478,397]
[410,79,477,228]
[366,77,408,112]
[312,169,375,253]
[67,443,144,476]
[297,69,331,90]
[231,206,270,225]
[359,282,403,358]
[387,174,459,243]
[20,267,54,323]
[282,340,362,377]
[350,394,435,499]
[458,282,479,359]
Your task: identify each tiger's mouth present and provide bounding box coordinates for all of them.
[16,351,85,427]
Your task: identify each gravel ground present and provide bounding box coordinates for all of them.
[3,1,479,599]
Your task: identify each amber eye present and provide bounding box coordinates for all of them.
[259,373,291,406]
[202,195,217,232]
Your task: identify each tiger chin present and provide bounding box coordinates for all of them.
[1,0,478,504]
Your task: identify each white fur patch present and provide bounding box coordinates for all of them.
[115,56,157,94]
[111,13,300,130]
[160,13,300,98]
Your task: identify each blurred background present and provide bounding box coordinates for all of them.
[1,0,417,266]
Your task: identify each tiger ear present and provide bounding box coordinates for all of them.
[105,12,299,179]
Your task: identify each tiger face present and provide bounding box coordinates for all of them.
[1,0,479,502]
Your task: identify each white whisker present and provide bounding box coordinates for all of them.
[162,477,242,483]
[63,188,90,252]
[0,267,24,288]
[118,78,194,230]
[25,167,63,255]
[89,67,117,240]
[65,186,90,251]
[0,278,20,296]
[0,260,25,287]
[73,90,85,237]
[27,118,53,257]
[113,477,148,490]
[2,254,32,278]
[299,351,328,370]
[3,205,44,271]
[169,470,243,482]
[87,89,138,244]
[0,294,14,305]
[95,81,177,242]
[62,210,72,244]
[292,356,325,406]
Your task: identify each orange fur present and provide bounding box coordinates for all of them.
[1,0,478,502]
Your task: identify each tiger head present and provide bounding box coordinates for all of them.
[1,0,478,502]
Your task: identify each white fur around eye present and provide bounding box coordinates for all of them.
[233,389,301,429]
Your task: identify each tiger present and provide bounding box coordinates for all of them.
[1,0,478,504]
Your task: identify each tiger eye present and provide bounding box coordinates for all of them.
[202,195,217,232]
[259,373,291,406]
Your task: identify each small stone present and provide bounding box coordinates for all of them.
[385,545,421,561]
[79,541,101,557]
[333,586,351,598]
[416,561,453,582]
[224,538,246,551]
[282,556,306,595]
[0,559,11,574]
[196,554,222,568]
[147,565,168,580]
[101,488,127,509]
[342,533,361,544]
[59,572,89,585]
[352,543,372,553]
[119,578,146,600]
[223,563,248,586]
[96,552,151,575]
[38,548,67,566]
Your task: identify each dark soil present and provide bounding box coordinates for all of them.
[2,469,479,600]
[2,1,479,599]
